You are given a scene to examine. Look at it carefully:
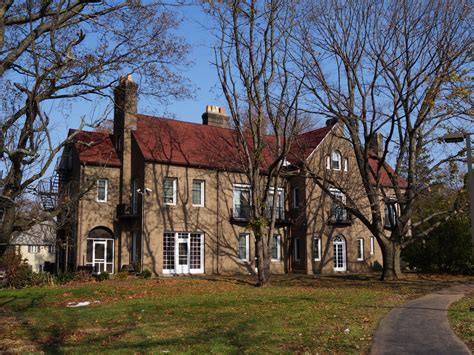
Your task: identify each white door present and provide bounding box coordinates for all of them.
[333,236,346,271]
[93,241,107,273]
[163,232,204,274]
[175,233,190,274]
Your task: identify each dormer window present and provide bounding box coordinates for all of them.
[331,150,342,170]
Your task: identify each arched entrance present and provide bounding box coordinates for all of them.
[333,235,346,272]
[86,227,114,273]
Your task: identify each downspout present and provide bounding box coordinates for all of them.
[216,170,220,274]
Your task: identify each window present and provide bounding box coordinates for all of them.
[370,237,375,255]
[384,201,397,228]
[272,235,281,260]
[28,245,39,253]
[294,238,301,262]
[96,179,108,202]
[292,187,300,208]
[164,177,177,205]
[192,180,205,207]
[331,150,342,170]
[266,188,285,220]
[238,234,249,261]
[357,238,364,261]
[330,188,348,222]
[344,158,348,172]
[48,245,55,254]
[233,185,251,219]
[313,237,321,261]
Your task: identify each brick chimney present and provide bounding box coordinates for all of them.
[369,132,384,157]
[113,74,138,204]
[202,105,230,129]
[114,74,138,145]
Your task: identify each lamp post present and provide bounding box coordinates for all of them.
[136,187,152,272]
[441,132,474,249]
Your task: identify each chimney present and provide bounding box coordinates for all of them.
[113,74,138,144]
[369,132,384,157]
[202,105,230,129]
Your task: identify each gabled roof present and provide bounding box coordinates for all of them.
[11,222,56,246]
[70,129,121,167]
[69,114,406,188]
[133,114,280,171]
[369,155,408,188]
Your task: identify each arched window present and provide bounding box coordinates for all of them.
[331,150,342,170]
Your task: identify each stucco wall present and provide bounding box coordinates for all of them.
[16,245,55,273]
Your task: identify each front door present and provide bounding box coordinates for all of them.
[333,235,346,271]
[93,241,107,273]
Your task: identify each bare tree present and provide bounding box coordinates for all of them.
[207,0,304,286]
[298,0,472,279]
[0,0,190,255]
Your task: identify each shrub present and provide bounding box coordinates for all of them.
[0,250,32,288]
[139,269,152,279]
[30,272,56,287]
[72,270,95,283]
[403,217,474,275]
[95,271,110,281]
[57,271,76,284]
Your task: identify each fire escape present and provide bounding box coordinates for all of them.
[37,153,71,211]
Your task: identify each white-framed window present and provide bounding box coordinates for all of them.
[238,233,249,261]
[266,188,285,220]
[370,237,375,255]
[292,187,300,208]
[192,180,205,207]
[163,232,204,274]
[313,236,321,261]
[96,178,108,202]
[330,188,348,221]
[28,245,39,253]
[331,150,342,170]
[164,177,177,205]
[271,235,281,261]
[233,184,251,219]
[344,157,348,172]
[48,245,55,254]
[294,238,301,262]
[357,238,364,261]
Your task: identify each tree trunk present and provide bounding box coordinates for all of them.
[255,229,271,287]
[380,241,402,280]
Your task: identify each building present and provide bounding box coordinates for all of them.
[56,75,402,276]
[10,222,56,273]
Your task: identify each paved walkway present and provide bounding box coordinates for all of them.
[371,283,474,355]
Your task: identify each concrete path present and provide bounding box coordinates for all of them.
[371,283,474,355]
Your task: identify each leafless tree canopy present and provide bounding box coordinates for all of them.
[298,0,472,279]
[207,0,305,285]
[0,0,190,251]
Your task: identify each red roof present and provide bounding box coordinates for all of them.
[368,155,408,188]
[288,125,333,163]
[133,114,280,171]
[70,130,121,167]
[70,114,406,188]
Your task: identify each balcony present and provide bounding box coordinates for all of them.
[116,203,139,219]
[231,205,251,221]
[328,205,352,226]
[231,205,290,224]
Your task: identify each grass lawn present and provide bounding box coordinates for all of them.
[449,292,474,351]
[1,273,472,353]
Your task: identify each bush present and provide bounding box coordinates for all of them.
[403,217,474,275]
[95,271,110,281]
[139,269,152,279]
[0,250,33,288]
[30,272,56,287]
[56,271,76,284]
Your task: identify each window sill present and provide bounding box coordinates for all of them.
[192,205,204,208]
[357,259,364,262]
